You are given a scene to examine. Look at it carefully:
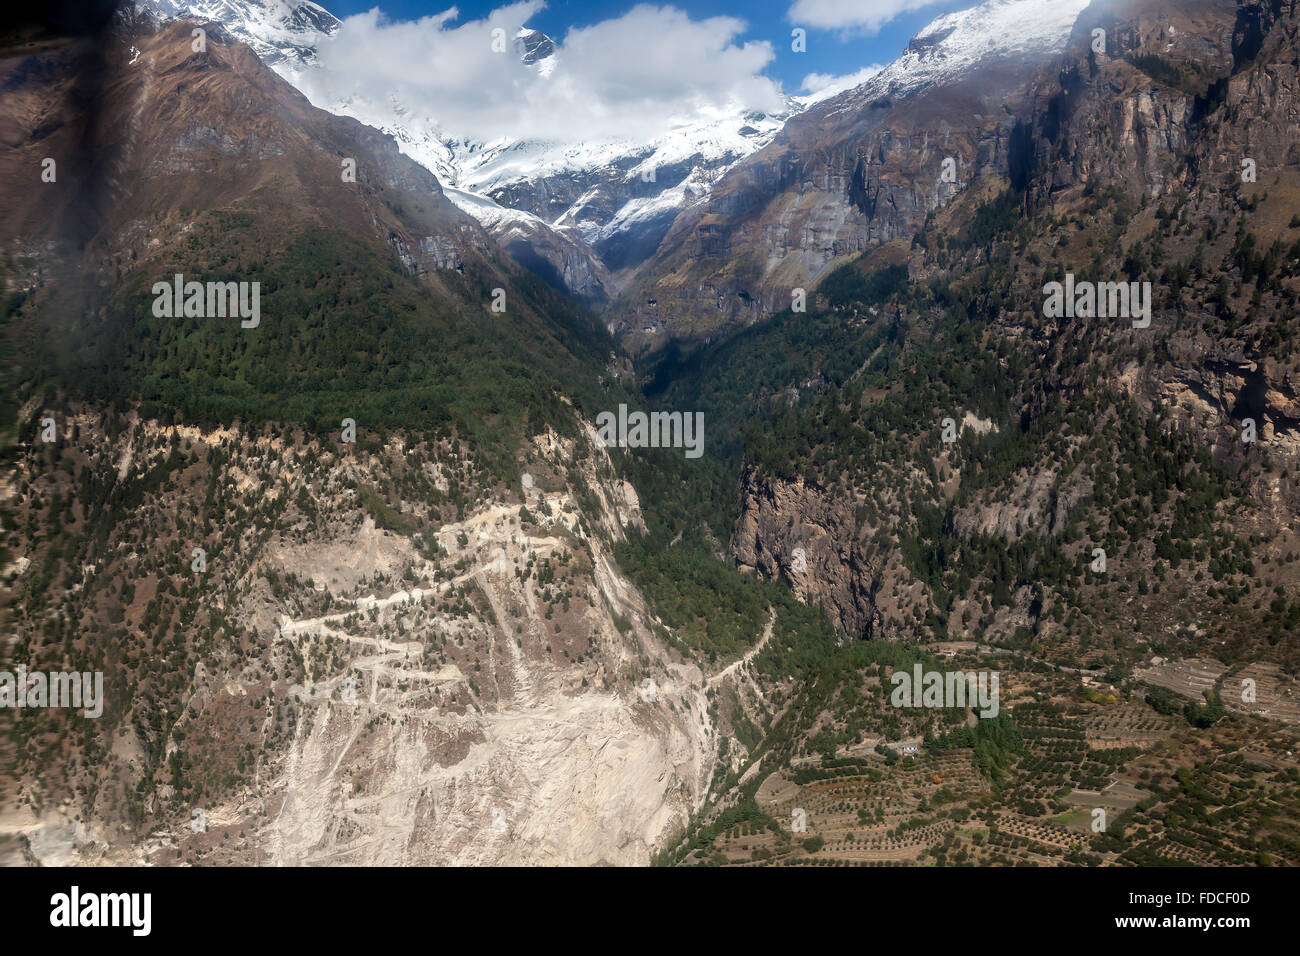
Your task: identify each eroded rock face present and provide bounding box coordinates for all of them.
[1025,0,1243,204]
[261,428,709,865]
[1021,0,1300,520]
[266,660,707,866]
[2,411,714,866]
[499,229,613,304]
[953,464,1095,544]
[731,473,878,640]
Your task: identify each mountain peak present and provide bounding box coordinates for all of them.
[138,0,340,65]
[515,28,556,68]
[855,0,1091,103]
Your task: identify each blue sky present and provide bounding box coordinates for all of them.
[324,0,967,93]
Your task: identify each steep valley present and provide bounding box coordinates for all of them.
[3,0,1300,870]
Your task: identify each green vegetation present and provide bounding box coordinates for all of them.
[18,219,621,486]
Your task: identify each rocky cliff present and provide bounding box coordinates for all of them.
[615,0,1092,356]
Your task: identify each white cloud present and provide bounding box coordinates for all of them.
[296,3,787,145]
[799,65,883,102]
[787,0,946,34]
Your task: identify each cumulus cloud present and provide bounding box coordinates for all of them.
[800,65,884,101]
[296,3,787,144]
[787,0,945,34]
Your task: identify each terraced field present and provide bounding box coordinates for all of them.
[676,653,1300,867]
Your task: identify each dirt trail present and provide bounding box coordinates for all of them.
[708,607,775,688]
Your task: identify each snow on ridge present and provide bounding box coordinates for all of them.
[443,186,549,237]
[456,101,795,197]
[134,0,1092,251]
[139,0,339,64]
[133,0,801,241]
[592,167,717,245]
[833,0,1090,112]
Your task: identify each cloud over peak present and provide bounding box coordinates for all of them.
[296,3,788,145]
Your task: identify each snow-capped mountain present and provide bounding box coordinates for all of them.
[141,0,339,65]
[465,99,803,272]
[617,0,1095,352]
[278,26,809,276]
[135,0,812,284]
[136,0,1092,304]
[442,186,614,301]
[824,0,1090,117]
